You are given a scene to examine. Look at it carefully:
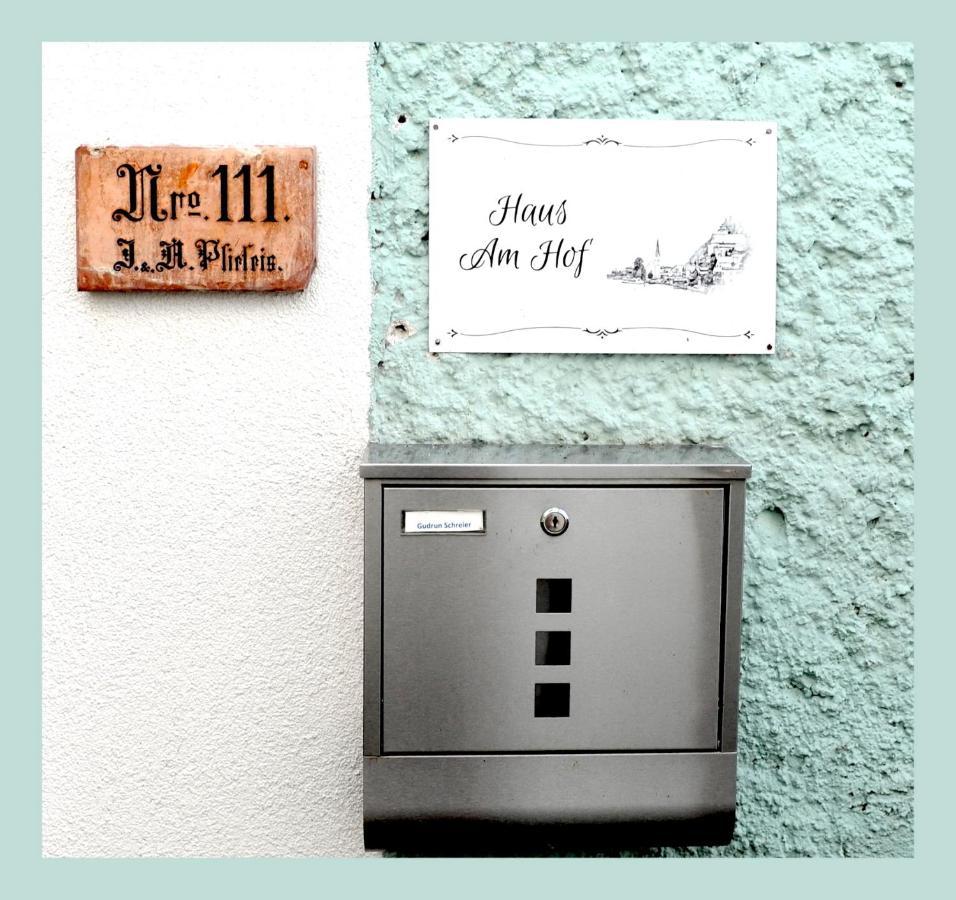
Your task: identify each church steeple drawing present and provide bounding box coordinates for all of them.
[650,239,660,279]
[607,220,750,291]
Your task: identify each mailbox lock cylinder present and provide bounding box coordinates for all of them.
[541,507,570,536]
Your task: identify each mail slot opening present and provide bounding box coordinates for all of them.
[536,578,572,613]
[535,631,571,666]
[534,683,570,717]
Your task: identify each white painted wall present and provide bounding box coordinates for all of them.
[42,43,372,857]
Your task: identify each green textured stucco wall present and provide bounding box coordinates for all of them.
[367,42,914,856]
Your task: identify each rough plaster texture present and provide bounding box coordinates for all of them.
[368,42,914,856]
[43,43,372,856]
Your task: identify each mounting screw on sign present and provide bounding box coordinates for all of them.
[540,507,570,536]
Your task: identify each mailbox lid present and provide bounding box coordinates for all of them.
[361,443,751,481]
[380,485,726,754]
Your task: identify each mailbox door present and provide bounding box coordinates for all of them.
[380,486,724,753]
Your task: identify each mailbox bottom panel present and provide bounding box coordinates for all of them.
[364,752,736,852]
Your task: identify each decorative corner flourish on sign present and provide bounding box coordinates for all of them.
[447,133,757,150]
[445,326,754,342]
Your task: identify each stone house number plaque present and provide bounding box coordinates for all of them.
[75,146,315,291]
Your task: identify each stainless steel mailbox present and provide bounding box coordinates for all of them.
[361,444,751,852]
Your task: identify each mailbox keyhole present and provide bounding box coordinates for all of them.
[540,507,570,536]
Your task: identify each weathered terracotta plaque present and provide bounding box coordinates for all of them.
[76,146,315,291]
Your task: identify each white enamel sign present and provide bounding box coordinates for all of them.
[429,119,777,354]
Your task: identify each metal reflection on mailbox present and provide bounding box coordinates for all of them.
[360,444,751,851]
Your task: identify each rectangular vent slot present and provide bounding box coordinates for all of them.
[535,631,571,666]
[536,578,571,613]
[534,683,570,717]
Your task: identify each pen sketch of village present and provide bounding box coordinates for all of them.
[607,219,749,292]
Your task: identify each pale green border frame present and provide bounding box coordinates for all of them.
[5,0,945,894]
